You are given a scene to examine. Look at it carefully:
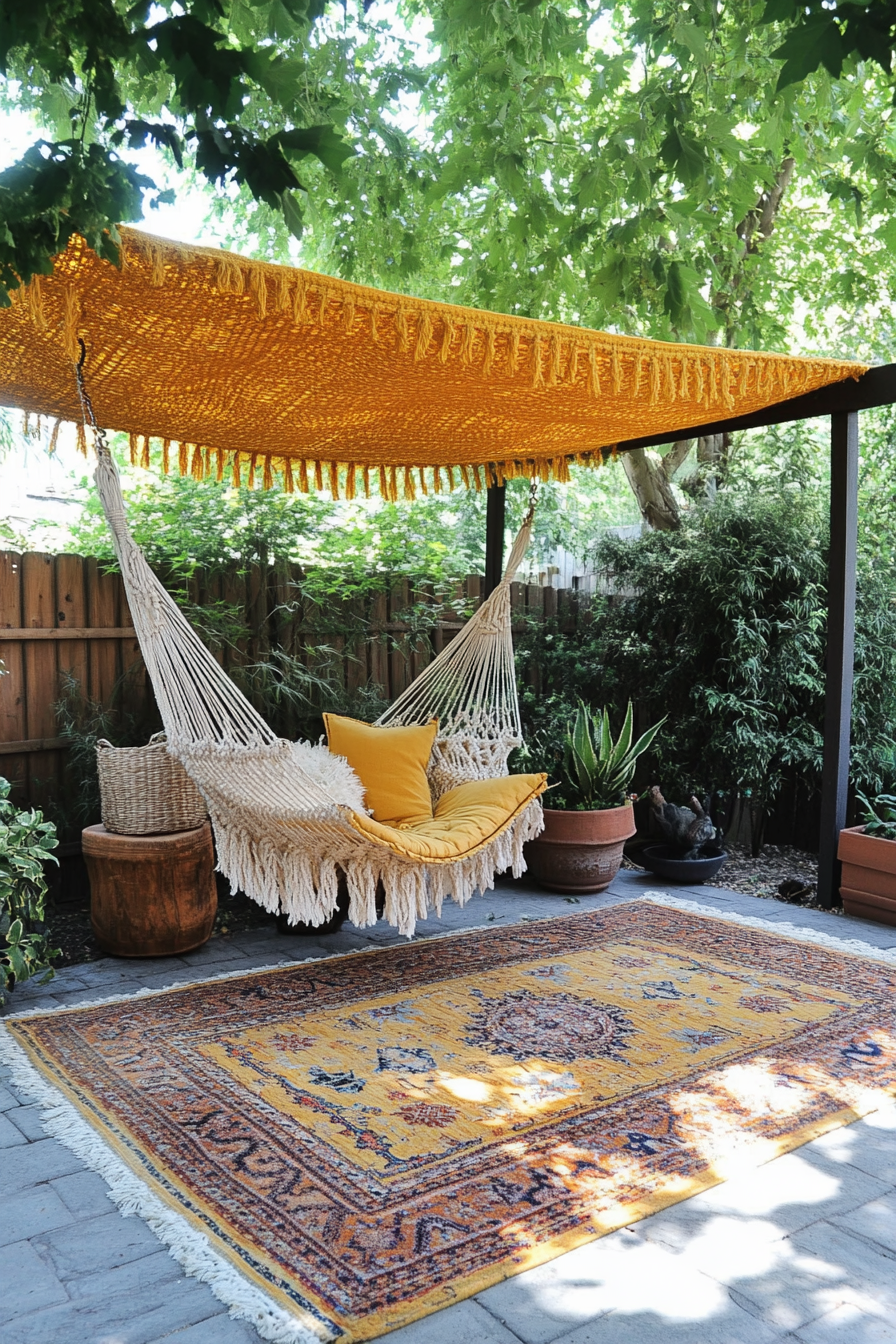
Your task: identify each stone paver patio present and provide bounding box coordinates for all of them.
[2,870,895,1344]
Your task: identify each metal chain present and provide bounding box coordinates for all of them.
[523,476,539,525]
[74,339,111,460]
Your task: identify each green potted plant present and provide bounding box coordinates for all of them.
[0,778,61,1003]
[838,791,896,926]
[522,701,664,894]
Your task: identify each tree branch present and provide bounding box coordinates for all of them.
[662,438,693,480]
[736,156,796,257]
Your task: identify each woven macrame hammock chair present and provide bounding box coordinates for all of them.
[79,367,545,937]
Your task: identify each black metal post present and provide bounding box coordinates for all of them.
[817,410,859,908]
[484,483,506,596]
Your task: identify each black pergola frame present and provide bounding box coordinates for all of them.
[485,362,896,908]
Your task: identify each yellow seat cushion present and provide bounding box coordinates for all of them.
[324,714,438,824]
[345,773,547,862]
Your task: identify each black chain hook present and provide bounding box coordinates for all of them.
[74,338,109,457]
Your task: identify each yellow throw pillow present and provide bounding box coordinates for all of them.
[323,714,438,824]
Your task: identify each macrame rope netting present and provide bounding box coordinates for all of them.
[74,346,544,935]
[378,510,532,741]
[376,497,535,795]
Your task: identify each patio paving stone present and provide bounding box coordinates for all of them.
[0,1237,69,1322]
[5,1136,86,1194]
[545,1298,782,1343]
[46,982,151,1009]
[6,972,92,1001]
[633,1147,892,1244]
[384,1297,526,1343]
[32,1209,167,1279]
[70,956,193,990]
[0,1185,74,1246]
[148,1312,268,1344]
[6,1102,49,1141]
[0,1081,19,1110]
[793,1302,896,1341]
[64,1246,185,1302]
[474,1224,723,1343]
[831,1189,896,1256]
[809,1105,896,1184]
[0,1108,28,1146]
[4,875,896,1342]
[136,964,240,992]
[178,938,252,966]
[50,1168,117,1218]
[786,1220,896,1314]
[0,1274,229,1344]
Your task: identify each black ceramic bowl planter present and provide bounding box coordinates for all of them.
[638,845,728,884]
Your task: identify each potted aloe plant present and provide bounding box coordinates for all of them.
[837,791,896,926]
[523,701,664,894]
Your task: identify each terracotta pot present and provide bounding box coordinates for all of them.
[524,803,636,894]
[837,824,896,927]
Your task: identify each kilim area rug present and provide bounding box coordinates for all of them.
[3,895,896,1344]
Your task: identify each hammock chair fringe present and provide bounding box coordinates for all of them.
[212,798,544,939]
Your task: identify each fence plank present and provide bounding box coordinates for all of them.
[410,583,433,680]
[525,584,544,691]
[389,579,411,697]
[344,596,368,694]
[0,627,136,640]
[118,584,148,717]
[0,552,27,797]
[221,565,249,674]
[86,557,122,712]
[204,570,225,668]
[21,552,59,812]
[246,561,265,664]
[557,586,576,633]
[0,737,67,755]
[55,554,88,700]
[369,592,389,696]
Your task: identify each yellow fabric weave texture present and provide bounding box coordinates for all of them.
[324,713,438,824]
[346,773,548,861]
[0,228,867,497]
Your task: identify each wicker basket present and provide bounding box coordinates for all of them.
[96,733,208,836]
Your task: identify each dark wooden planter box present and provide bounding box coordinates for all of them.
[837,825,896,927]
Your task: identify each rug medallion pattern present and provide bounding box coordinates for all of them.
[9,903,896,1341]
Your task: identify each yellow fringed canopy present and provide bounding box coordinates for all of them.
[0,228,868,497]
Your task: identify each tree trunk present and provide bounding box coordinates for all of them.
[696,432,730,499]
[620,439,693,530]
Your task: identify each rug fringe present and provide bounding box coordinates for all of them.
[639,892,896,966]
[3,918,516,1019]
[0,1028,337,1343]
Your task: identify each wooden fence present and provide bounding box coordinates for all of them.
[0,550,580,820]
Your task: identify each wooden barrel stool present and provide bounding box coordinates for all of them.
[82,822,218,957]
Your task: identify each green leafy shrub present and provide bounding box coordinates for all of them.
[0,779,60,1002]
[515,493,896,828]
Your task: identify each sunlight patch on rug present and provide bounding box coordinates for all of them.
[6,901,896,1342]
